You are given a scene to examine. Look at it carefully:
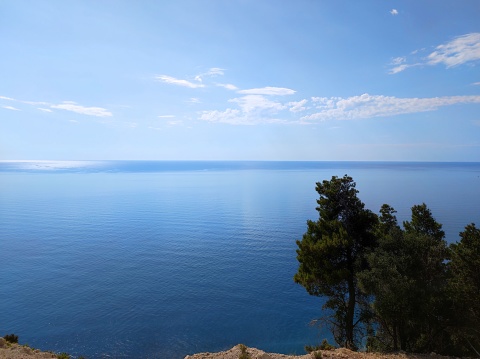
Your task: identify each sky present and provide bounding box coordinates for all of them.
[1,0,480,161]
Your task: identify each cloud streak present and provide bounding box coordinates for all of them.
[389,33,480,74]
[427,33,480,68]
[199,93,480,125]
[1,95,112,117]
[217,83,238,90]
[303,94,480,122]
[51,102,113,117]
[2,105,20,111]
[155,75,205,88]
[238,87,296,96]
[195,68,225,82]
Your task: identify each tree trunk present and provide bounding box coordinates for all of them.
[346,273,356,350]
[393,323,398,351]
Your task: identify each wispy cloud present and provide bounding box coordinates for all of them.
[472,82,480,86]
[195,67,225,82]
[389,33,480,74]
[199,108,287,125]
[230,95,286,113]
[1,95,112,117]
[302,93,480,122]
[200,91,480,126]
[155,75,205,88]
[2,105,20,111]
[390,9,398,15]
[187,98,201,104]
[51,102,113,117]
[216,83,238,90]
[158,115,175,118]
[427,33,480,67]
[288,99,308,112]
[199,91,291,125]
[167,120,184,126]
[238,87,296,96]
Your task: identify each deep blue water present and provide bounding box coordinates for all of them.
[0,161,479,359]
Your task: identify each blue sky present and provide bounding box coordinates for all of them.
[1,1,480,161]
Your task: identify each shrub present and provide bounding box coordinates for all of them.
[311,351,322,359]
[56,353,70,359]
[319,339,335,350]
[305,345,320,353]
[3,334,18,343]
[238,344,251,359]
[305,339,335,353]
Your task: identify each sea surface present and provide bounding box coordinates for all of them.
[1,161,479,359]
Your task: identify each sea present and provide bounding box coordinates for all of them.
[0,161,479,359]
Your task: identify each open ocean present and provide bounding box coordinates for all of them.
[1,161,479,359]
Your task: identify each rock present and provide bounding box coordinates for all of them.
[254,354,272,359]
[22,345,33,354]
[0,337,6,348]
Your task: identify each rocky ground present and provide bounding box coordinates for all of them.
[0,337,57,359]
[0,339,465,359]
[185,345,462,359]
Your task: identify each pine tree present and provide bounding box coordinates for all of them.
[294,175,378,350]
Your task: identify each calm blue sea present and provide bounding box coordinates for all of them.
[1,161,479,359]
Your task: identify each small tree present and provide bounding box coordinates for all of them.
[294,175,378,350]
[448,223,480,356]
[361,203,450,353]
[359,204,415,351]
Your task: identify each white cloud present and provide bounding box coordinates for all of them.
[473,82,480,86]
[200,109,242,124]
[217,83,238,90]
[288,99,308,112]
[238,87,296,96]
[51,102,113,117]
[303,93,480,122]
[389,64,411,74]
[206,67,224,76]
[199,108,287,125]
[187,98,201,104]
[391,57,406,65]
[194,68,225,82]
[389,33,480,74]
[167,120,184,126]
[230,95,286,113]
[155,75,205,88]
[158,115,175,118]
[199,91,480,126]
[427,33,480,68]
[2,105,20,111]
[1,95,113,118]
[390,9,398,15]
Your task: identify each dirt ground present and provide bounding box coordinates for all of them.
[0,340,464,359]
[184,344,462,359]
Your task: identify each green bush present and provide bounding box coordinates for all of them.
[56,353,70,359]
[305,339,335,353]
[3,334,18,343]
[238,344,251,359]
[311,351,322,359]
[319,339,335,350]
